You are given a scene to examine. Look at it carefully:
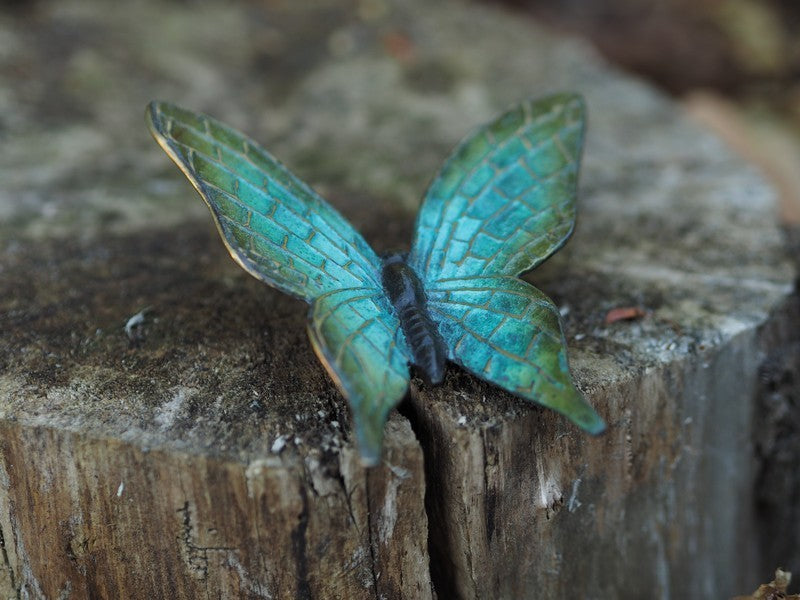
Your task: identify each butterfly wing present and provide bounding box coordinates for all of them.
[409,94,604,433]
[147,101,412,463]
[427,276,604,433]
[147,101,384,301]
[308,288,410,465]
[408,93,584,280]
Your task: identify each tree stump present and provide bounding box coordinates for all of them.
[0,1,797,598]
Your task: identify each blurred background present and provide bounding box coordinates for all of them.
[1,0,797,234]
[486,0,800,226]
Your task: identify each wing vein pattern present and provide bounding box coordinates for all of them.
[409,94,586,280]
[146,94,604,464]
[308,288,410,464]
[147,101,383,302]
[147,101,414,464]
[410,94,604,433]
[427,276,603,432]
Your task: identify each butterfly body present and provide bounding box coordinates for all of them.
[381,254,447,385]
[147,93,605,466]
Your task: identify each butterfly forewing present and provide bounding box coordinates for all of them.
[409,94,585,281]
[147,101,384,302]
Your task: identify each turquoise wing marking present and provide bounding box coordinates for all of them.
[308,288,410,465]
[410,94,604,434]
[427,276,604,434]
[147,101,412,464]
[408,93,585,280]
[146,101,383,302]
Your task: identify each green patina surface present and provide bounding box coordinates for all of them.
[146,95,602,464]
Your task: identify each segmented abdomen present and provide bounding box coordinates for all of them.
[381,255,447,384]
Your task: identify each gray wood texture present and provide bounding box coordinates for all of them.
[0,0,797,598]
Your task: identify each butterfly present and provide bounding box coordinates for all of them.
[146,93,605,466]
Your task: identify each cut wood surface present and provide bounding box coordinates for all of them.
[0,1,797,598]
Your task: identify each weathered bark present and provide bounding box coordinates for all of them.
[0,0,797,598]
[413,328,769,598]
[752,239,800,583]
[0,418,428,599]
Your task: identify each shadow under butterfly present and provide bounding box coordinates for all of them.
[146,93,605,466]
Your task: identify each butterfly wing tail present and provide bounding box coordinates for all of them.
[427,275,604,434]
[308,288,412,465]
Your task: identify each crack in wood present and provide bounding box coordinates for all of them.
[0,523,20,599]
[177,501,237,585]
[364,472,381,600]
[481,429,496,545]
[335,465,360,533]
[289,487,312,600]
[178,502,209,581]
[397,390,452,599]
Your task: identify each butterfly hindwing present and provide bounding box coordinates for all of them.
[147,102,412,463]
[427,276,604,433]
[408,94,585,280]
[147,101,384,302]
[308,288,410,465]
[412,94,604,433]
